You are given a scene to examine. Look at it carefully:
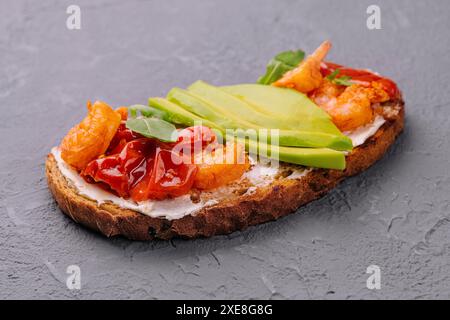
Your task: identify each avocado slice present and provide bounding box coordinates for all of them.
[167,88,252,130]
[188,80,298,129]
[239,137,346,170]
[277,146,345,170]
[148,97,221,130]
[270,129,352,150]
[222,84,343,135]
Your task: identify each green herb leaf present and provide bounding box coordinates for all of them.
[129,104,168,119]
[326,69,353,86]
[334,76,353,86]
[126,117,178,142]
[326,69,339,81]
[257,49,305,85]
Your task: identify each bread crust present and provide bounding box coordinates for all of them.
[46,100,404,240]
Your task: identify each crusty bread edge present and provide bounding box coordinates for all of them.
[46,100,404,240]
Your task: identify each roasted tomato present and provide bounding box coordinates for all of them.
[83,137,198,201]
[82,138,156,197]
[107,122,143,155]
[130,149,198,201]
[60,101,121,170]
[130,126,217,200]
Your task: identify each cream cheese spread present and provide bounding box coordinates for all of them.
[345,115,386,147]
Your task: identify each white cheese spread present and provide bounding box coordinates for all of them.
[345,115,386,147]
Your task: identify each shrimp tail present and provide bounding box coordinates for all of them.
[312,40,332,62]
[273,40,332,93]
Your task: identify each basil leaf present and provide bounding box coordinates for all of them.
[257,49,305,85]
[326,69,340,81]
[129,104,168,119]
[274,50,306,67]
[126,117,178,142]
[326,69,353,86]
[334,76,352,86]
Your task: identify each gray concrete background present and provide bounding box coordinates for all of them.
[0,0,449,299]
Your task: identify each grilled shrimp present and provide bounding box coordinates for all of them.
[193,143,250,190]
[311,80,390,132]
[60,101,122,170]
[273,40,331,93]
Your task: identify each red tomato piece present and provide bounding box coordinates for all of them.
[130,149,197,201]
[82,138,155,197]
[107,122,144,155]
[83,126,214,201]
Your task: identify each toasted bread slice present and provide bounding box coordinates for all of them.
[46,99,404,240]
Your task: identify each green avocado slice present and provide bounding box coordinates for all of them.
[148,97,221,130]
[239,138,346,170]
[188,80,296,129]
[222,83,343,135]
[277,146,345,170]
[167,88,246,129]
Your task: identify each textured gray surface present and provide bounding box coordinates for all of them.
[1,0,449,300]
